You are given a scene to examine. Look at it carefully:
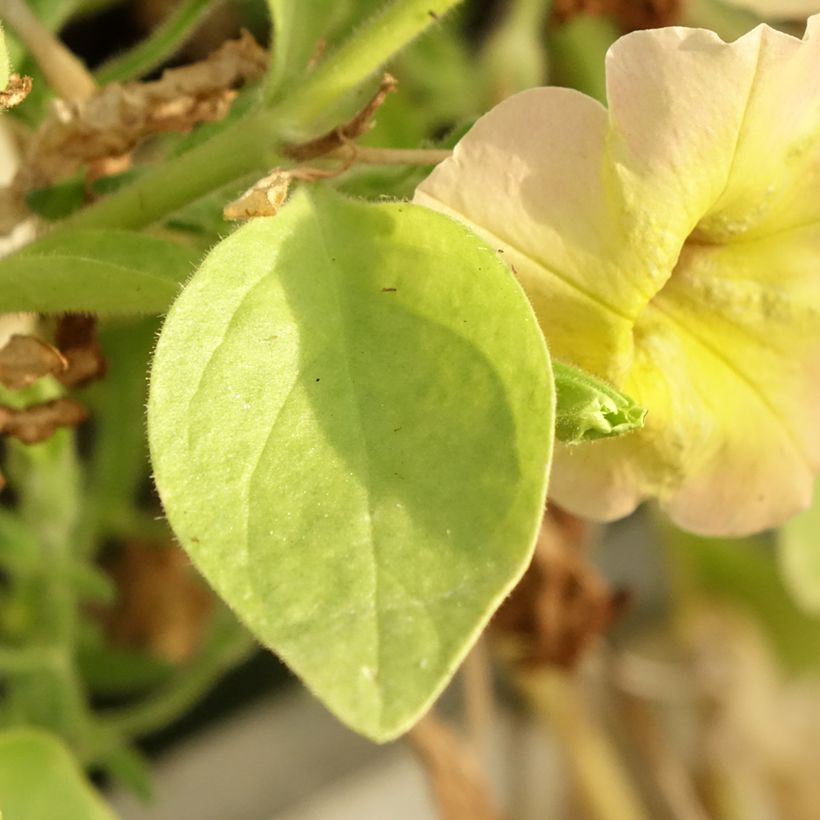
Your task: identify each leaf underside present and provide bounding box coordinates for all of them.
[148,187,554,740]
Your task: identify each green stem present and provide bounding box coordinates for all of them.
[271,0,464,134]
[5,430,94,749]
[0,646,62,673]
[95,0,222,84]
[98,615,255,739]
[515,667,649,820]
[59,106,279,232]
[53,0,462,232]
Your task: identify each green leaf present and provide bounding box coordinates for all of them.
[553,361,646,444]
[0,230,198,313]
[0,729,116,820]
[778,480,820,614]
[148,186,554,740]
[26,177,86,221]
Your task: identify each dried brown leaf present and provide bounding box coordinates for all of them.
[223,169,291,220]
[0,397,87,444]
[55,314,107,387]
[284,73,398,162]
[0,74,32,109]
[101,541,213,663]
[492,507,629,668]
[0,333,67,389]
[17,30,267,190]
[408,712,506,820]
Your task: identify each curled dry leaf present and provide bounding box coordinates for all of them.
[0,333,67,389]
[0,397,87,444]
[492,508,629,668]
[13,30,267,192]
[100,541,213,663]
[284,73,398,162]
[407,712,506,820]
[223,170,291,220]
[55,314,107,387]
[0,74,32,110]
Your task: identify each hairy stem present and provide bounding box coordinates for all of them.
[0,0,96,99]
[271,0,464,135]
[98,614,255,739]
[52,0,461,232]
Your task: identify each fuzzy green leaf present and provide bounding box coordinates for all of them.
[0,230,198,313]
[0,729,116,820]
[148,187,553,740]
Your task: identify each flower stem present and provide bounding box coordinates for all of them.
[515,667,649,820]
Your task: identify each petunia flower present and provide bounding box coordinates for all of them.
[415,16,820,536]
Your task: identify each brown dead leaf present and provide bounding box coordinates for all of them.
[100,541,213,663]
[551,0,680,29]
[0,333,67,389]
[223,169,291,220]
[492,507,629,668]
[55,314,107,387]
[284,73,398,162]
[14,30,267,191]
[0,74,33,109]
[0,397,87,444]
[408,712,506,820]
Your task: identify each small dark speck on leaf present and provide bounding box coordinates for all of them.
[497,248,504,253]
[191,536,199,543]
[316,378,320,382]
[428,10,439,19]
[382,287,397,292]
[393,427,402,432]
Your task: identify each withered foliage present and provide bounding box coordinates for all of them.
[223,169,291,220]
[0,333,67,389]
[55,314,107,387]
[99,541,213,663]
[551,0,680,30]
[13,30,267,193]
[493,507,629,668]
[0,397,87,444]
[0,73,33,109]
[408,712,507,820]
[284,73,398,163]
[226,73,397,219]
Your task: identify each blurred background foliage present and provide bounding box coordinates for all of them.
[3,1,820,818]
